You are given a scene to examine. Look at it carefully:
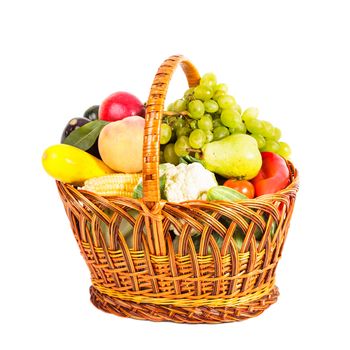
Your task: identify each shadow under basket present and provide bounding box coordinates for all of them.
[56,54,299,324]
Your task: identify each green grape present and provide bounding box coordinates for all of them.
[188,100,205,119]
[213,126,229,140]
[261,121,274,138]
[166,115,177,127]
[220,109,241,128]
[194,85,213,101]
[173,99,187,113]
[217,95,236,109]
[205,130,214,143]
[245,119,264,134]
[278,141,291,158]
[250,134,266,149]
[184,87,195,100]
[214,83,228,93]
[164,143,180,165]
[189,129,206,149]
[174,117,186,129]
[234,104,242,114]
[176,126,191,138]
[200,73,217,88]
[174,136,191,157]
[212,118,223,128]
[261,139,280,153]
[237,122,247,133]
[204,99,219,113]
[160,123,172,144]
[229,122,247,134]
[198,115,213,131]
[242,107,259,122]
[190,120,197,129]
[167,103,175,112]
[272,127,282,141]
[213,90,226,101]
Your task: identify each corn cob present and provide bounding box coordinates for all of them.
[80,173,141,197]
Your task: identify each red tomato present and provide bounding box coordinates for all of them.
[223,179,255,199]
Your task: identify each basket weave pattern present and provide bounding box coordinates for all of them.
[57,55,299,323]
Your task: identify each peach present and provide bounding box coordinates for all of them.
[98,116,145,173]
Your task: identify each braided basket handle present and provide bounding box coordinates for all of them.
[142,55,201,204]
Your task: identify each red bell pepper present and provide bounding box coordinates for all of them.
[251,152,290,197]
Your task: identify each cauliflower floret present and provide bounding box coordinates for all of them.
[159,163,176,176]
[164,162,217,202]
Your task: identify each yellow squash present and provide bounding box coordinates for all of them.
[42,144,114,185]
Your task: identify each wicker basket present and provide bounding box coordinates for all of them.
[57,54,299,324]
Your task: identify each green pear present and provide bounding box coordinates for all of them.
[201,134,262,179]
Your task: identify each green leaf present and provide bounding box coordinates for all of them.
[132,174,167,200]
[133,181,143,199]
[159,174,167,199]
[63,120,109,150]
[182,155,203,164]
[179,157,189,164]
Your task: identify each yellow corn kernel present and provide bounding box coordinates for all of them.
[80,173,141,197]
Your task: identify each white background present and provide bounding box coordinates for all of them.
[1,0,349,349]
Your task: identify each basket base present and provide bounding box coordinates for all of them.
[89,286,279,324]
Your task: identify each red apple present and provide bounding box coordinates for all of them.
[99,91,145,121]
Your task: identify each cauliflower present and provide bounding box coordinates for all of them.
[133,162,217,202]
[163,162,217,202]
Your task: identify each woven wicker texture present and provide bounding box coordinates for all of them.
[57,55,299,323]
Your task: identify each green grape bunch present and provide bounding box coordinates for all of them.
[159,72,292,164]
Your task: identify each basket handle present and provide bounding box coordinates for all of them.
[142,55,201,204]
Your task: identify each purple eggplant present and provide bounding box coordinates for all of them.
[83,105,99,121]
[61,117,90,142]
[61,117,101,158]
